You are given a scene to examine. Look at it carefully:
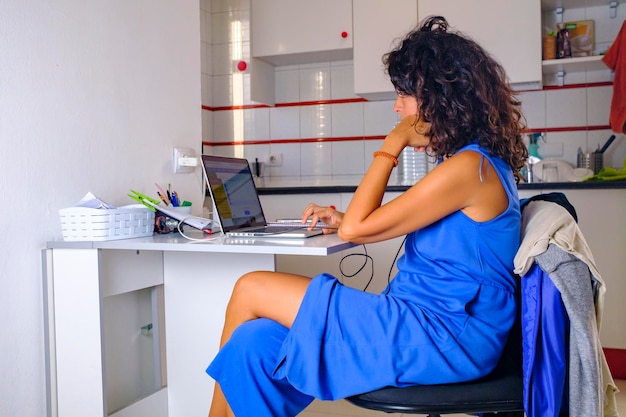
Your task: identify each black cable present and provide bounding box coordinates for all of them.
[338,235,407,293]
[385,235,407,295]
[339,244,374,291]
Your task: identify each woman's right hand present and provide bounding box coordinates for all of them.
[301,203,344,234]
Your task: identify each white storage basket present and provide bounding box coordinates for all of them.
[59,206,155,241]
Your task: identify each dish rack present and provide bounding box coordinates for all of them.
[59,206,155,241]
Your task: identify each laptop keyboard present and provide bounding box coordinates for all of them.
[248,225,302,233]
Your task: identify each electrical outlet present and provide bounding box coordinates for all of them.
[173,147,197,173]
[266,153,283,167]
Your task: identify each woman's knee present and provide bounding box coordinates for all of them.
[225,271,271,318]
[226,271,311,328]
[230,271,268,303]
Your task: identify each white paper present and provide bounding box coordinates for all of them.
[72,192,117,209]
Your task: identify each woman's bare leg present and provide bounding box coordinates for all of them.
[208,270,312,417]
[208,384,231,417]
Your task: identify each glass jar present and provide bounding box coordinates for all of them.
[397,148,429,185]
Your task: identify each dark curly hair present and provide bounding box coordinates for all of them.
[383,16,528,181]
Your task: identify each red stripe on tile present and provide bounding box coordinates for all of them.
[202,135,387,147]
[201,82,613,112]
[203,98,368,112]
[543,81,613,90]
[523,125,611,134]
[275,98,367,107]
[208,104,271,111]
[604,348,626,380]
[202,124,612,148]
[296,136,378,143]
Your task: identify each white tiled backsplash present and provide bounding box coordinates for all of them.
[200,0,626,184]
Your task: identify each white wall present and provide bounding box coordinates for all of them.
[0,2,202,416]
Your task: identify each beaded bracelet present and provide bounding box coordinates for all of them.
[373,151,398,167]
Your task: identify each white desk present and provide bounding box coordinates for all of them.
[42,233,353,417]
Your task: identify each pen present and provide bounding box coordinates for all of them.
[155,183,171,205]
[157,191,168,205]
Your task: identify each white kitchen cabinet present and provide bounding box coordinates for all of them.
[418,0,543,90]
[352,0,419,101]
[250,0,353,66]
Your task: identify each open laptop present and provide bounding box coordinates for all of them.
[201,155,323,238]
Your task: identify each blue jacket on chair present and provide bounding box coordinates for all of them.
[522,255,570,417]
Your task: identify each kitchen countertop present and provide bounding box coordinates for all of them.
[255,179,626,195]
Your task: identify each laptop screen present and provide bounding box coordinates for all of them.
[201,155,267,232]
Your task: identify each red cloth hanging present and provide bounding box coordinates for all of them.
[602,20,626,134]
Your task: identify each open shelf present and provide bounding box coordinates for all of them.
[542,55,609,75]
[541,0,612,11]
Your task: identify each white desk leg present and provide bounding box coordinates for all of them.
[47,248,106,417]
[163,252,275,417]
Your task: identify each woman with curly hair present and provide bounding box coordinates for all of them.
[207,16,528,417]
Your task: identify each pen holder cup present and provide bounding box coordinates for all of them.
[171,206,192,214]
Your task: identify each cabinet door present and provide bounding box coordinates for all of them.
[251,0,352,66]
[353,0,418,101]
[418,0,542,88]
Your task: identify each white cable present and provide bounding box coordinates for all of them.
[176,215,223,242]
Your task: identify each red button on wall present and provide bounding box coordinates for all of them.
[237,61,247,71]
[341,31,348,39]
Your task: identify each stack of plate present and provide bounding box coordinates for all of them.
[532,160,594,182]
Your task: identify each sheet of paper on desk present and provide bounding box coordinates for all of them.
[72,191,117,209]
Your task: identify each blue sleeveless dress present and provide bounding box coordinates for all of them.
[207,143,521,417]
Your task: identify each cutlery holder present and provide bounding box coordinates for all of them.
[577,152,603,174]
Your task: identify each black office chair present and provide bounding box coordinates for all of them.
[346,304,524,417]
